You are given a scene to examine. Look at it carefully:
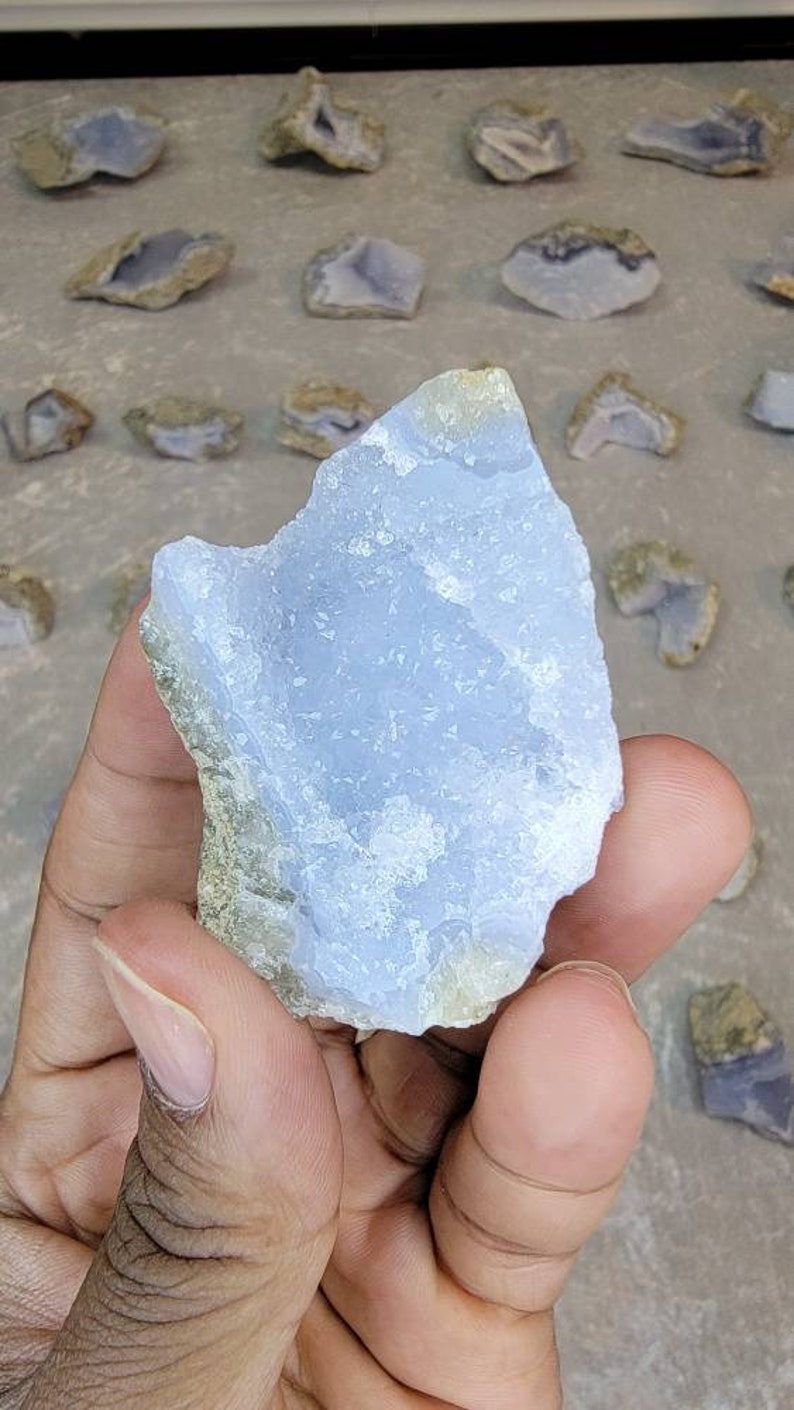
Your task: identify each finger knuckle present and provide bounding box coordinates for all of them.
[98,1132,252,1326]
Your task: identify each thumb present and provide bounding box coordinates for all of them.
[28,899,342,1410]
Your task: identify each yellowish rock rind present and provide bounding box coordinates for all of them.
[689,982,781,1065]
[0,565,55,643]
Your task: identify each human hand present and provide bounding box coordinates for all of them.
[0,611,750,1408]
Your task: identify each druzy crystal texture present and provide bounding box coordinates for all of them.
[141,369,621,1034]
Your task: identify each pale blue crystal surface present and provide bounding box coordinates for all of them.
[142,368,622,1033]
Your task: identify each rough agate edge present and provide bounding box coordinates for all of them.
[1,388,93,461]
[622,90,792,177]
[566,372,684,459]
[66,229,234,311]
[608,540,720,667]
[745,369,794,430]
[260,66,385,172]
[466,101,581,182]
[13,104,166,190]
[501,221,661,321]
[690,983,794,1145]
[141,368,622,1034]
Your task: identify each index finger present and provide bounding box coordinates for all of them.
[15,608,202,1074]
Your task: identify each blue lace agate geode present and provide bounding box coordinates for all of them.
[141,369,621,1033]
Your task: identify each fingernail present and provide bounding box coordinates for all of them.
[92,938,214,1111]
[535,960,639,1019]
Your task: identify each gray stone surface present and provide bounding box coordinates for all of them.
[1,61,793,1409]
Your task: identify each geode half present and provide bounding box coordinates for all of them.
[466,101,581,182]
[303,234,425,319]
[14,105,166,190]
[123,396,244,460]
[501,221,661,320]
[141,369,621,1034]
[66,229,234,311]
[260,66,385,172]
[277,380,377,458]
[608,540,720,667]
[622,89,792,177]
[1,388,93,461]
[566,372,684,459]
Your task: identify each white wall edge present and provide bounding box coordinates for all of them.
[3,1,794,33]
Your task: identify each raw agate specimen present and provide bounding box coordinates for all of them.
[1,388,93,461]
[466,101,581,182]
[0,566,55,648]
[716,836,762,903]
[123,397,244,460]
[303,235,425,319]
[608,541,720,667]
[501,221,661,320]
[784,565,794,612]
[278,380,377,458]
[108,561,151,634]
[66,229,234,310]
[260,66,385,172]
[690,983,794,1145]
[141,368,621,1034]
[623,90,792,177]
[745,369,794,429]
[752,233,794,303]
[14,105,166,190]
[566,372,684,459]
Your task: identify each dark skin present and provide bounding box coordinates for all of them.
[0,608,751,1408]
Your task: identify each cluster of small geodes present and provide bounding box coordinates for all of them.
[2,70,793,681]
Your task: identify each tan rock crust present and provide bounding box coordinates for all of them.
[0,565,55,645]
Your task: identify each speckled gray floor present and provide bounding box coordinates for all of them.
[1,60,793,1410]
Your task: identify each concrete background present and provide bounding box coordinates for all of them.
[1,60,792,1407]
